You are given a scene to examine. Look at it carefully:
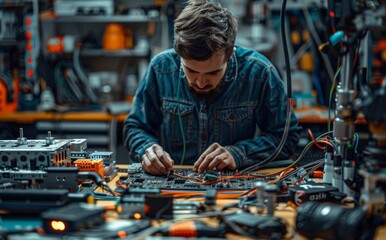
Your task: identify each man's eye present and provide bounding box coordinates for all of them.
[207,72,219,76]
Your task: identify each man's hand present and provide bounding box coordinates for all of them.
[193,142,236,173]
[142,144,174,175]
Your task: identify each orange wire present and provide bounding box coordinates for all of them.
[308,129,325,150]
[267,168,293,185]
[315,139,334,149]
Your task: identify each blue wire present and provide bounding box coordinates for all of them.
[354,133,359,151]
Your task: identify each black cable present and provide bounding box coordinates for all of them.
[281,0,292,98]
[73,42,98,103]
[240,0,293,174]
[77,171,115,196]
[155,200,173,221]
[222,216,258,240]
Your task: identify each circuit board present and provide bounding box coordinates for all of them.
[115,164,275,192]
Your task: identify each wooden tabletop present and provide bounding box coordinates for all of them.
[0,111,127,123]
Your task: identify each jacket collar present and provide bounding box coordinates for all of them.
[224,49,238,83]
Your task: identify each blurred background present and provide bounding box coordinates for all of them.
[0,0,385,163]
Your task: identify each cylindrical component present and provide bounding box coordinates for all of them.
[343,159,354,196]
[17,128,27,145]
[343,147,355,197]
[264,184,278,215]
[323,151,334,184]
[46,131,54,145]
[296,201,366,240]
[254,181,266,214]
[332,155,343,192]
[333,85,356,147]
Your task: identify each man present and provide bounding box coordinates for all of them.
[123,0,301,175]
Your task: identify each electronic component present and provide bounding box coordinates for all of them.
[104,160,118,182]
[0,130,98,189]
[70,150,117,181]
[0,129,86,171]
[46,36,64,54]
[70,151,89,160]
[74,158,104,178]
[43,167,79,192]
[115,167,275,193]
[54,0,114,16]
[128,163,142,174]
[118,188,160,219]
[89,151,113,163]
[264,184,279,215]
[41,202,105,234]
[0,189,69,213]
[288,183,343,206]
[0,169,46,182]
[156,220,226,238]
[0,142,69,170]
[24,12,39,82]
[67,139,88,152]
[144,194,173,219]
[66,219,151,239]
[323,145,334,184]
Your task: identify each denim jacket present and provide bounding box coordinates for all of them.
[123,46,301,169]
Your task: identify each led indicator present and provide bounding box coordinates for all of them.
[51,220,66,231]
[25,17,31,26]
[117,230,127,238]
[27,69,34,78]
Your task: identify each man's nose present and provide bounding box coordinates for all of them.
[195,75,207,88]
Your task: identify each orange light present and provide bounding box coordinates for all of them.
[51,220,66,231]
[27,69,34,78]
[25,17,31,26]
[329,11,335,18]
[133,213,142,219]
[27,42,33,52]
[117,230,127,238]
[116,205,122,213]
[25,31,32,40]
[144,204,149,214]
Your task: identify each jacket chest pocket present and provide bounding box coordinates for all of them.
[161,100,194,143]
[214,106,255,142]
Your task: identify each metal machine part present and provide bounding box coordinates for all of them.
[0,129,72,171]
[328,0,386,216]
[0,129,87,181]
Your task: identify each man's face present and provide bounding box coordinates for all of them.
[181,51,229,97]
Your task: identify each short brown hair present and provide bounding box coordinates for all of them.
[173,0,238,61]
